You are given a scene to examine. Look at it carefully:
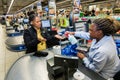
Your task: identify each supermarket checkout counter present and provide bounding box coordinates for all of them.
[6,26,22,37]
[5,49,54,80]
[6,26,14,30]
[6,30,22,37]
[5,48,106,80]
[5,35,26,51]
[6,26,23,37]
[53,54,106,80]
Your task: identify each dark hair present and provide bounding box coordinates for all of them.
[27,11,35,17]
[93,17,120,36]
[29,14,38,23]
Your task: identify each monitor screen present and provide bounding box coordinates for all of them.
[23,19,29,23]
[74,22,86,32]
[41,20,51,28]
[45,7,49,12]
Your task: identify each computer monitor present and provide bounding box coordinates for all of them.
[74,21,89,32]
[41,20,51,28]
[23,19,29,24]
[54,55,78,68]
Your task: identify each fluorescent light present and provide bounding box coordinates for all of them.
[7,0,15,14]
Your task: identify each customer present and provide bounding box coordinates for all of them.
[23,14,63,53]
[65,17,120,79]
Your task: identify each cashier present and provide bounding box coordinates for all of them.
[65,17,120,79]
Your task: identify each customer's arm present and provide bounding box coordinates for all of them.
[54,34,65,40]
[23,29,40,47]
[44,31,64,40]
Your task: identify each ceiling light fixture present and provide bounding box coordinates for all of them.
[7,0,15,14]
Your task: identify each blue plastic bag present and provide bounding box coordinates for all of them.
[61,44,78,56]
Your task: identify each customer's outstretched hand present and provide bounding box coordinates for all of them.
[64,31,75,37]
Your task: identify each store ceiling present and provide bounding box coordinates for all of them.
[0,0,44,15]
[0,0,60,15]
[0,0,116,15]
[0,0,65,15]
[0,0,36,15]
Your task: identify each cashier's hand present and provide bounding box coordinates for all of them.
[77,52,85,59]
[55,34,65,40]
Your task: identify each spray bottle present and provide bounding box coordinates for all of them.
[68,34,78,45]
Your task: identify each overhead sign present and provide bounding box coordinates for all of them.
[49,0,56,16]
[48,0,56,28]
[37,2,42,10]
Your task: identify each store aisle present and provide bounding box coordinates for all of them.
[0,24,25,80]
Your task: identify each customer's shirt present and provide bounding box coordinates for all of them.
[36,29,46,51]
[74,31,120,79]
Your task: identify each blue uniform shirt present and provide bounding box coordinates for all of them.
[75,31,120,79]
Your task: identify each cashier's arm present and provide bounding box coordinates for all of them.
[65,31,90,40]
[77,52,107,73]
